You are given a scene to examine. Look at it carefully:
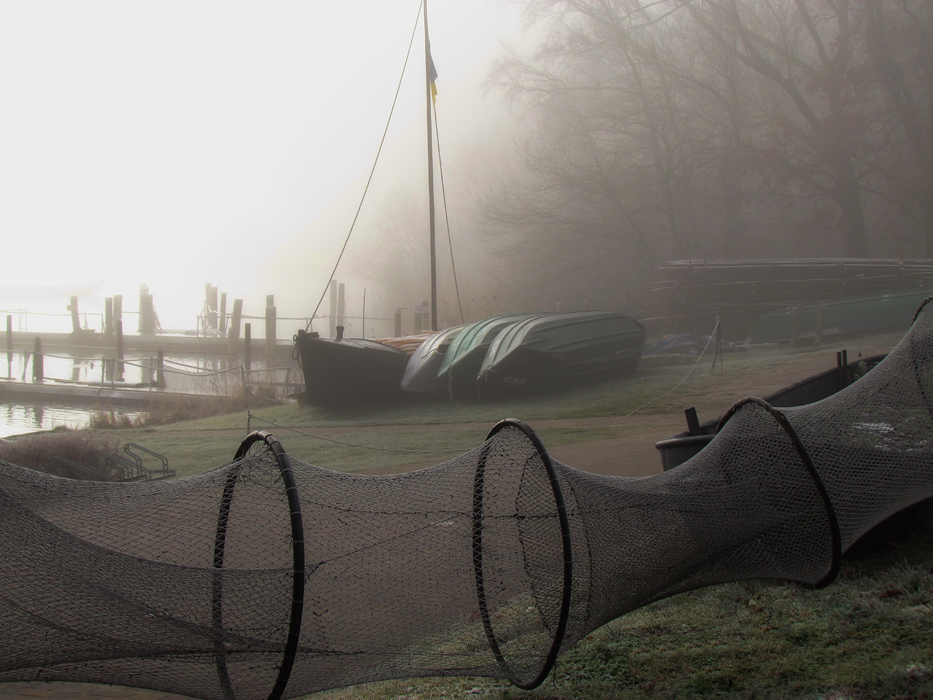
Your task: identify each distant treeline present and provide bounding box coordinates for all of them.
[476,0,932,315]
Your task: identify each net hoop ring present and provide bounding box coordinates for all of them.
[211,431,306,700]
[718,397,842,588]
[473,418,573,690]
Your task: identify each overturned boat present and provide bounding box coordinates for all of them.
[401,325,465,395]
[438,313,539,400]
[476,311,647,399]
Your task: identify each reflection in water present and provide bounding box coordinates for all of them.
[2,402,89,439]
[29,403,44,429]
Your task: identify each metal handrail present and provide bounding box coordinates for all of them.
[123,443,175,480]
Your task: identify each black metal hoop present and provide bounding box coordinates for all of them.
[911,296,932,324]
[212,431,306,700]
[472,418,573,689]
[718,397,842,589]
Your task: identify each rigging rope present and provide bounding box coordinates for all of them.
[246,412,470,454]
[433,106,464,324]
[304,0,426,331]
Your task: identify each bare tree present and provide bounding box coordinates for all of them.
[684,0,873,256]
[862,0,933,256]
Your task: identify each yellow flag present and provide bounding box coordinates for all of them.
[427,46,438,104]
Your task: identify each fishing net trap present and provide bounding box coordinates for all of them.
[0,298,931,699]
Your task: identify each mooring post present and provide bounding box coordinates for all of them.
[394,308,402,337]
[244,323,252,390]
[105,297,113,336]
[5,315,11,379]
[337,284,345,330]
[138,285,147,333]
[32,337,43,382]
[139,285,156,335]
[157,349,166,389]
[205,283,219,332]
[329,280,338,338]
[116,320,125,382]
[113,295,123,346]
[220,293,228,336]
[69,296,80,334]
[229,299,243,352]
[265,296,276,364]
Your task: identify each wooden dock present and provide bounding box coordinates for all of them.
[5,330,296,362]
[0,378,217,407]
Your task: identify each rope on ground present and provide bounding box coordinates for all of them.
[594,321,720,431]
[245,412,472,455]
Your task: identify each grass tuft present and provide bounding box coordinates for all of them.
[0,428,122,475]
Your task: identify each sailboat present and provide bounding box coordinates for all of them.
[296,1,443,407]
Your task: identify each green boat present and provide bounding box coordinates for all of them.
[400,325,465,395]
[746,290,931,344]
[476,311,646,399]
[438,313,540,400]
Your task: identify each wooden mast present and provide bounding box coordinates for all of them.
[424,0,437,331]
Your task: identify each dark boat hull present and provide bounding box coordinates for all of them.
[295,331,410,407]
[655,351,887,470]
[476,312,647,399]
[446,346,492,401]
[440,313,540,401]
[477,346,644,399]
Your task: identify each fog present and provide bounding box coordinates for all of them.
[5,1,930,340]
[0,0,525,332]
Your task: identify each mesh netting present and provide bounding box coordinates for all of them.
[0,298,930,699]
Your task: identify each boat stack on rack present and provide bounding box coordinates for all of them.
[652,258,933,339]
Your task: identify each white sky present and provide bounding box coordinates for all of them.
[0,0,524,321]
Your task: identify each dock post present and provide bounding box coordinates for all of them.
[244,323,252,392]
[329,280,338,338]
[6,315,11,379]
[138,285,147,333]
[337,283,346,330]
[32,337,43,382]
[116,320,125,382]
[105,298,113,336]
[394,308,402,337]
[113,295,123,346]
[220,293,228,336]
[206,284,219,332]
[157,349,166,389]
[265,296,276,364]
[69,296,80,334]
[139,285,156,335]
[229,299,243,352]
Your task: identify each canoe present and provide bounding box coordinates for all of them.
[295,329,411,407]
[476,311,647,399]
[400,325,465,395]
[438,313,540,401]
[654,350,887,470]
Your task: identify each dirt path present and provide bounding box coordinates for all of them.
[351,337,896,479]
